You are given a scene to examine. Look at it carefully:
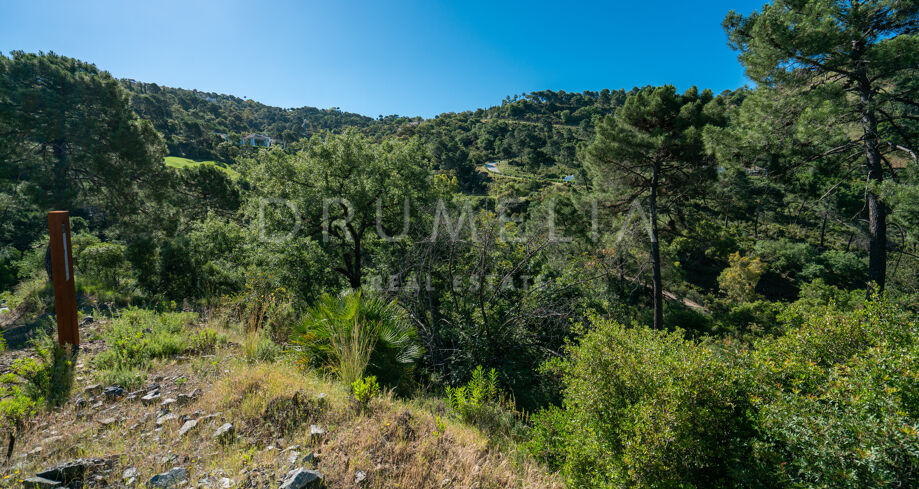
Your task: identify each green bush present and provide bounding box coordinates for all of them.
[531,317,753,488]
[446,366,521,439]
[79,242,127,287]
[188,327,227,353]
[295,289,420,388]
[351,375,381,410]
[532,296,919,489]
[0,331,73,456]
[749,295,919,488]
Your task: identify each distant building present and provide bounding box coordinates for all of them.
[192,89,218,103]
[240,133,276,147]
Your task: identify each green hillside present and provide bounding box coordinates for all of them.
[164,156,240,179]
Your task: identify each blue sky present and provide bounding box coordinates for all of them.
[1,0,763,118]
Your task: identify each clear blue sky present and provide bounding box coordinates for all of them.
[1,0,763,118]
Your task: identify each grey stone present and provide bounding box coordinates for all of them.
[309,424,325,437]
[178,419,199,437]
[123,467,138,485]
[98,417,118,427]
[213,423,234,443]
[80,316,94,326]
[176,393,195,405]
[141,391,161,405]
[22,476,61,488]
[83,384,102,395]
[149,467,188,488]
[279,468,323,489]
[157,413,179,426]
[36,458,98,483]
[355,470,367,485]
[104,385,126,399]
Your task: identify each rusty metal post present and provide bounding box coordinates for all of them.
[47,211,79,347]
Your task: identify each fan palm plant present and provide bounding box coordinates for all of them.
[295,289,421,387]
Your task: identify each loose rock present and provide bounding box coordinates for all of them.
[104,385,125,399]
[178,419,199,437]
[141,391,161,405]
[22,476,61,488]
[214,423,235,443]
[149,467,189,488]
[279,468,323,489]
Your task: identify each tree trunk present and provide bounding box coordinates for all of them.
[349,234,362,289]
[649,164,664,329]
[857,74,886,294]
[819,212,827,249]
[52,140,69,210]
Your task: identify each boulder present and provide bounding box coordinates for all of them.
[157,412,179,426]
[141,391,161,405]
[309,425,325,437]
[279,468,323,489]
[178,419,199,437]
[104,385,126,399]
[149,467,188,488]
[213,423,235,444]
[36,459,96,483]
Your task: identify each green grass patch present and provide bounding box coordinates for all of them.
[93,308,198,387]
[164,156,240,179]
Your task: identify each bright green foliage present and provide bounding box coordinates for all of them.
[718,251,766,302]
[533,317,752,488]
[242,332,282,364]
[351,375,381,409]
[533,295,919,488]
[79,242,127,288]
[0,332,73,456]
[750,295,919,488]
[446,366,500,422]
[187,327,227,353]
[244,131,433,289]
[164,156,239,179]
[295,290,420,388]
[93,308,196,387]
[445,366,521,438]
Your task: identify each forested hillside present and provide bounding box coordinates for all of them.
[2,1,919,488]
[118,80,632,190]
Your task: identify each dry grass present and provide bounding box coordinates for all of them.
[0,345,561,489]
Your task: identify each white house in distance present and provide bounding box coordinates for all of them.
[240,133,277,147]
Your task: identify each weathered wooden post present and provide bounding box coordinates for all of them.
[47,211,79,347]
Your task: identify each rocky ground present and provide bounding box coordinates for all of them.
[0,318,560,489]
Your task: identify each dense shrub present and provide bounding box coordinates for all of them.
[531,296,919,488]
[295,289,420,388]
[79,242,127,288]
[749,296,919,488]
[532,317,753,488]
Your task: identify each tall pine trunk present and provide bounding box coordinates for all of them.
[649,163,663,329]
[857,70,886,294]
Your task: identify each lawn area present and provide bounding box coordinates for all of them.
[164,156,239,179]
